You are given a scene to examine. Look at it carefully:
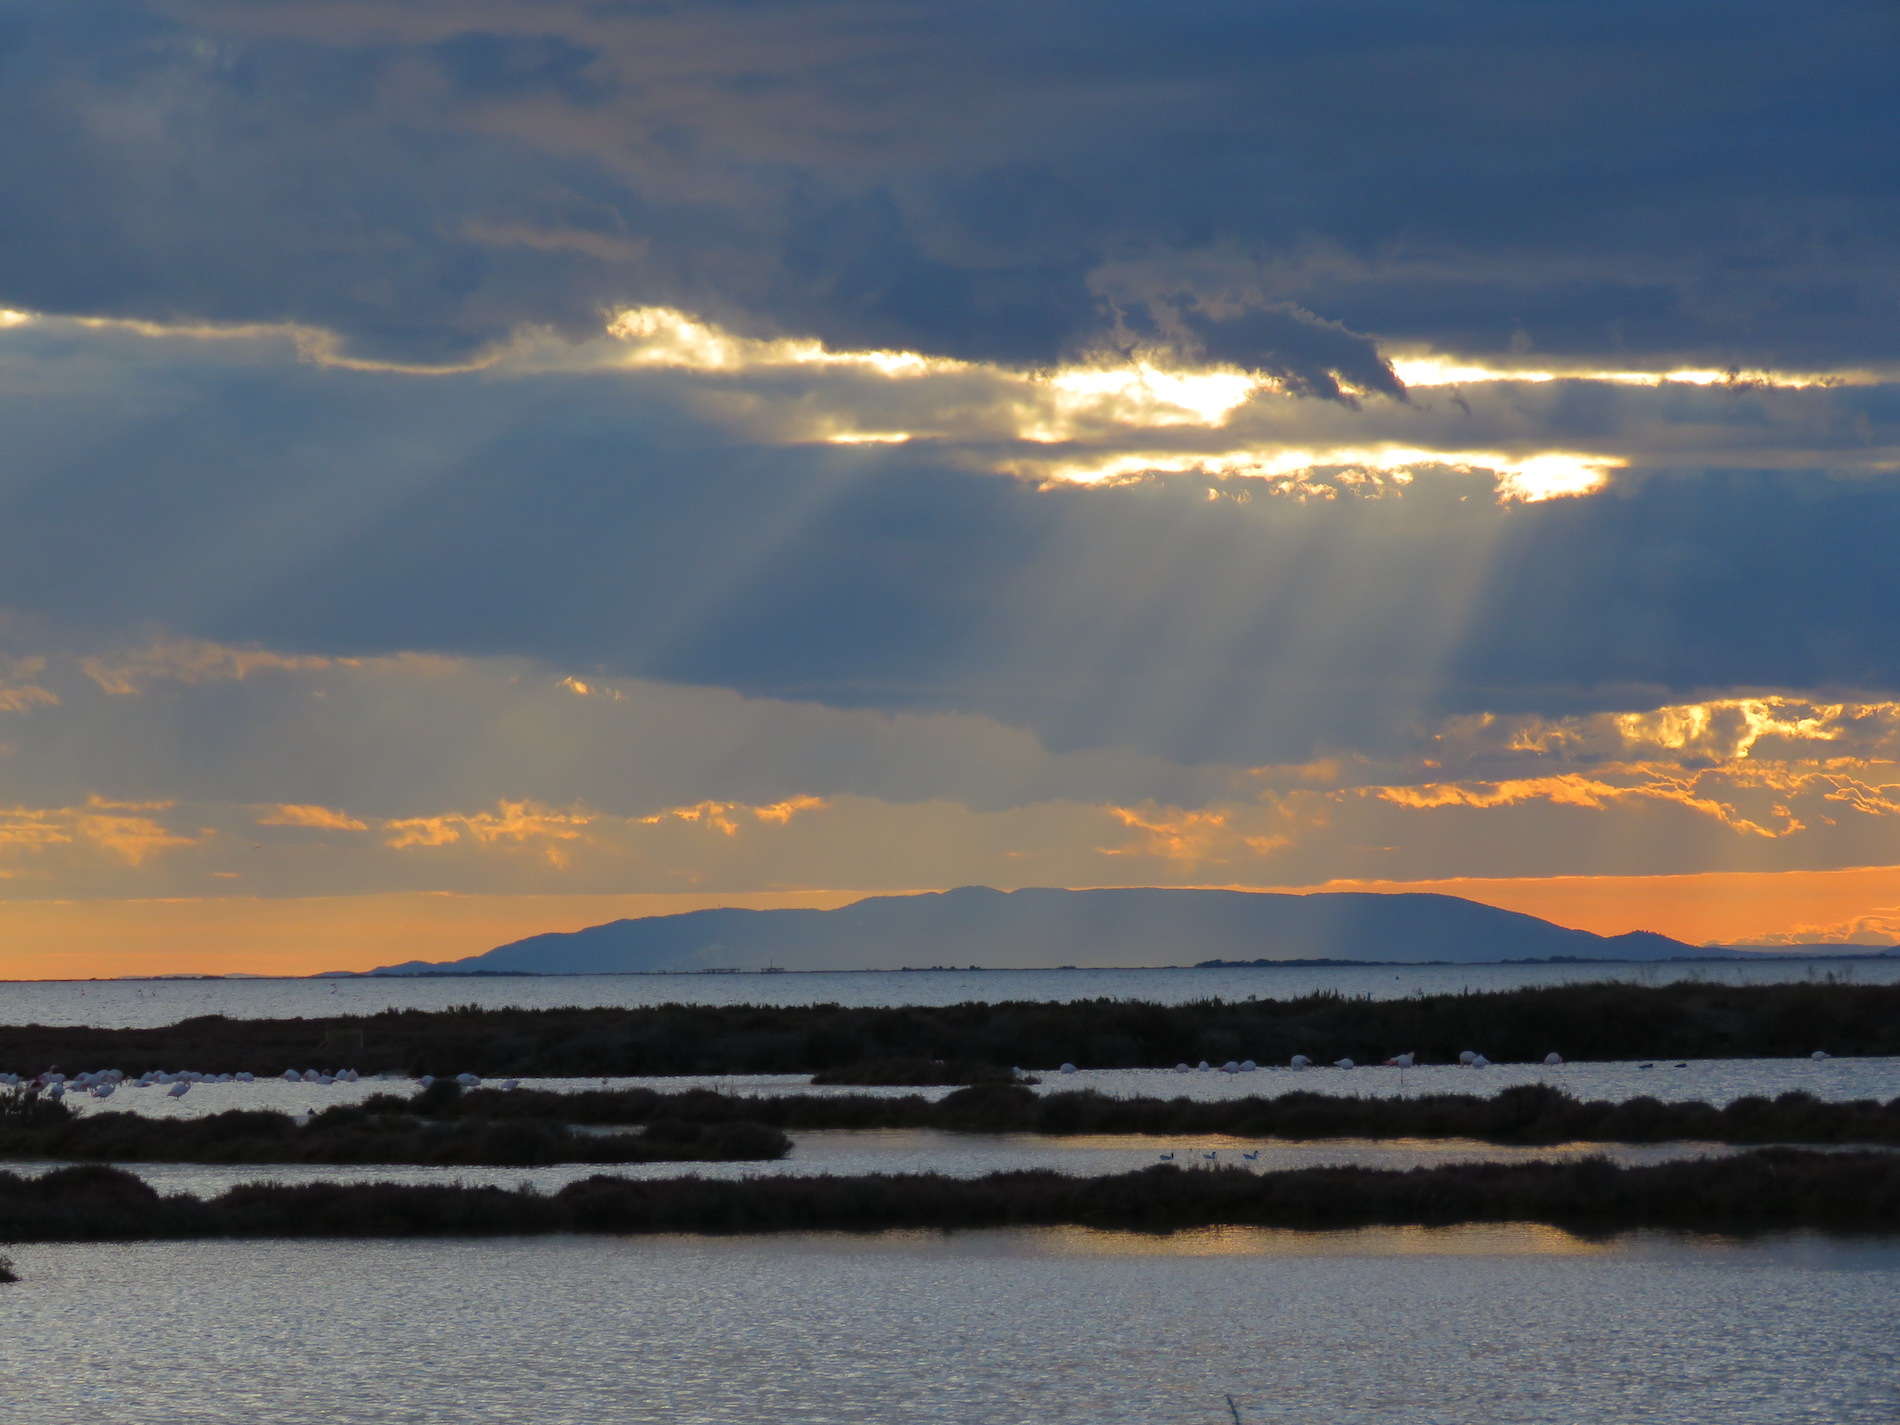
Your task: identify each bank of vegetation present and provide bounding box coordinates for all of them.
[0,1087,787,1167]
[0,1149,1895,1246]
[449,1081,1900,1146]
[2,981,1890,1078]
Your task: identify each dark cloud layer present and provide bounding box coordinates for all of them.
[5,332,1897,766]
[3,1,1896,375]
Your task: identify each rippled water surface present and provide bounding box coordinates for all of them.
[5,955,1896,1026]
[4,1228,1896,1425]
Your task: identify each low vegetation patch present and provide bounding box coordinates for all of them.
[1,980,1892,1078]
[0,1087,788,1167]
[454,1081,1900,1147]
[0,1149,1895,1243]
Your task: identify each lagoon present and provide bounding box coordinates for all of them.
[6,956,1897,1028]
[4,1227,1896,1424]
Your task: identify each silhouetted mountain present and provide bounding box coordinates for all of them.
[356,886,1716,975]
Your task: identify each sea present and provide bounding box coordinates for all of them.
[6,954,1897,1028]
[6,956,1899,1423]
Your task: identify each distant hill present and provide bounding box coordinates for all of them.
[352,886,1714,975]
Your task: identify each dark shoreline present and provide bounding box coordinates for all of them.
[3,981,1895,1077]
[3,1149,1897,1244]
[449,1081,1900,1148]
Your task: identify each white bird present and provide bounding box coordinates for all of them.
[1811,1050,1830,1060]
[1290,1054,1311,1069]
[167,1081,189,1098]
[1057,1063,1078,1075]
[1470,1054,1490,1069]
[1239,1059,1257,1072]
[1457,1050,1478,1065]
[1197,1060,1211,1072]
[236,1071,255,1083]
[1158,1151,1175,1161]
[1201,1151,1217,1161]
[45,1084,64,1099]
[1544,1052,1563,1066]
[1333,1058,1355,1070]
[417,1075,435,1088]
[1174,1063,1192,1073]
[282,1069,301,1082]
[302,1069,322,1083]
[502,1079,520,1091]
[1241,1150,1260,1161]
[92,1084,114,1099]
[455,1072,481,1086]
[1220,1061,1240,1074]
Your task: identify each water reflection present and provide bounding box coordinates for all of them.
[2,1230,1896,1424]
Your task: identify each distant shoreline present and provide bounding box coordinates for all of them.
[32,948,1891,983]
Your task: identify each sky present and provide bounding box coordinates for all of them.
[4,0,1900,976]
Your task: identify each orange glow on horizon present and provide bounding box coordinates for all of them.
[1276,865,1900,947]
[3,866,1897,980]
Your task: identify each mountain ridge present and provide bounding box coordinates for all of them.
[348,886,1720,975]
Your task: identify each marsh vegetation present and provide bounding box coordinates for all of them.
[1,980,1891,1078]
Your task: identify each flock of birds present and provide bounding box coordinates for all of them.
[0,1068,518,1102]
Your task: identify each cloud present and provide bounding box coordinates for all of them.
[2,1,1896,372]
[80,637,353,695]
[256,804,370,832]
[0,795,208,872]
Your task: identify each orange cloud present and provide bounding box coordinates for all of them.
[1100,805,1236,863]
[384,800,592,867]
[638,795,828,836]
[256,803,371,831]
[0,656,58,713]
[81,638,353,695]
[0,796,208,868]
[753,795,827,824]
[1364,768,1801,838]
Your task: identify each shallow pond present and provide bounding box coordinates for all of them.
[0,1130,1750,1197]
[2,1227,1896,1424]
[56,1053,1900,1125]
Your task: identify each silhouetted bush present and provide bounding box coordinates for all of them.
[4,980,1895,1078]
[0,1103,790,1167]
[0,1149,1895,1242]
[455,1081,1900,1147]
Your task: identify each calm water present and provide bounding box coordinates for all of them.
[55,1055,1900,1124]
[4,956,1896,1027]
[3,1228,1895,1424]
[0,1131,1751,1198]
